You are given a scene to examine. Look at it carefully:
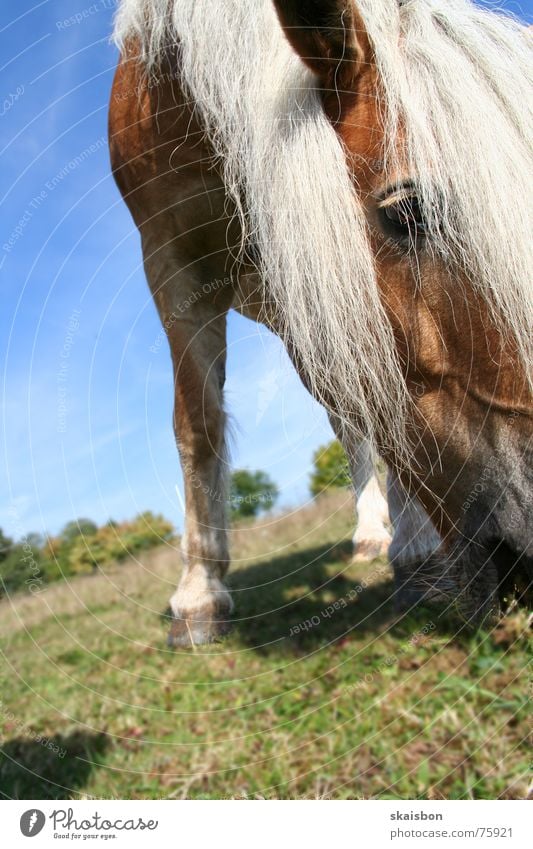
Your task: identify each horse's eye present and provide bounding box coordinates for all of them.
[379,191,427,245]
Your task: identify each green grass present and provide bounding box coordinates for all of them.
[0,492,530,800]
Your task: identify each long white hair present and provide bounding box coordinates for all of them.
[114,0,533,459]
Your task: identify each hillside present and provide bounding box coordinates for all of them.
[0,491,530,800]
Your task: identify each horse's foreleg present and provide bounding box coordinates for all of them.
[143,238,234,646]
[327,422,391,561]
[167,305,233,647]
[348,438,392,562]
[387,470,444,608]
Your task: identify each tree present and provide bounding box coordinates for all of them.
[230,469,279,520]
[59,518,98,545]
[0,528,13,561]
[26,532,45,550]
[0,542,45,598]
[309,440,351,497]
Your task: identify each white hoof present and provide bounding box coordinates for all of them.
[169,567,233,648]
[352,534,391,562]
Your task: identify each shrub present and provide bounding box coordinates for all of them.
[0,512,176,596]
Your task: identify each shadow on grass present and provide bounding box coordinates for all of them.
[0,730,109,799]
[162,540,466,654]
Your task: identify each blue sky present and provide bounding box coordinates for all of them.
[1,0,531,540]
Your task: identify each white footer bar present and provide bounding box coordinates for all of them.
[4,799,531,848]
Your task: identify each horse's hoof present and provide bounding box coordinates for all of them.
[167,612,232,647]
[352,537,390,562]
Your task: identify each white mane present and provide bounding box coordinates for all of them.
[113,0,533,458]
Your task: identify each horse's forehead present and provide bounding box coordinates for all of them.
[332,68,406,193]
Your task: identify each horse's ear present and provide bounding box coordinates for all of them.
[272,0,370,87]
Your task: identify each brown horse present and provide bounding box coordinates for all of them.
[109,0,532,645]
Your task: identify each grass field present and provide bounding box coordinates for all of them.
[0,492,530,800]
